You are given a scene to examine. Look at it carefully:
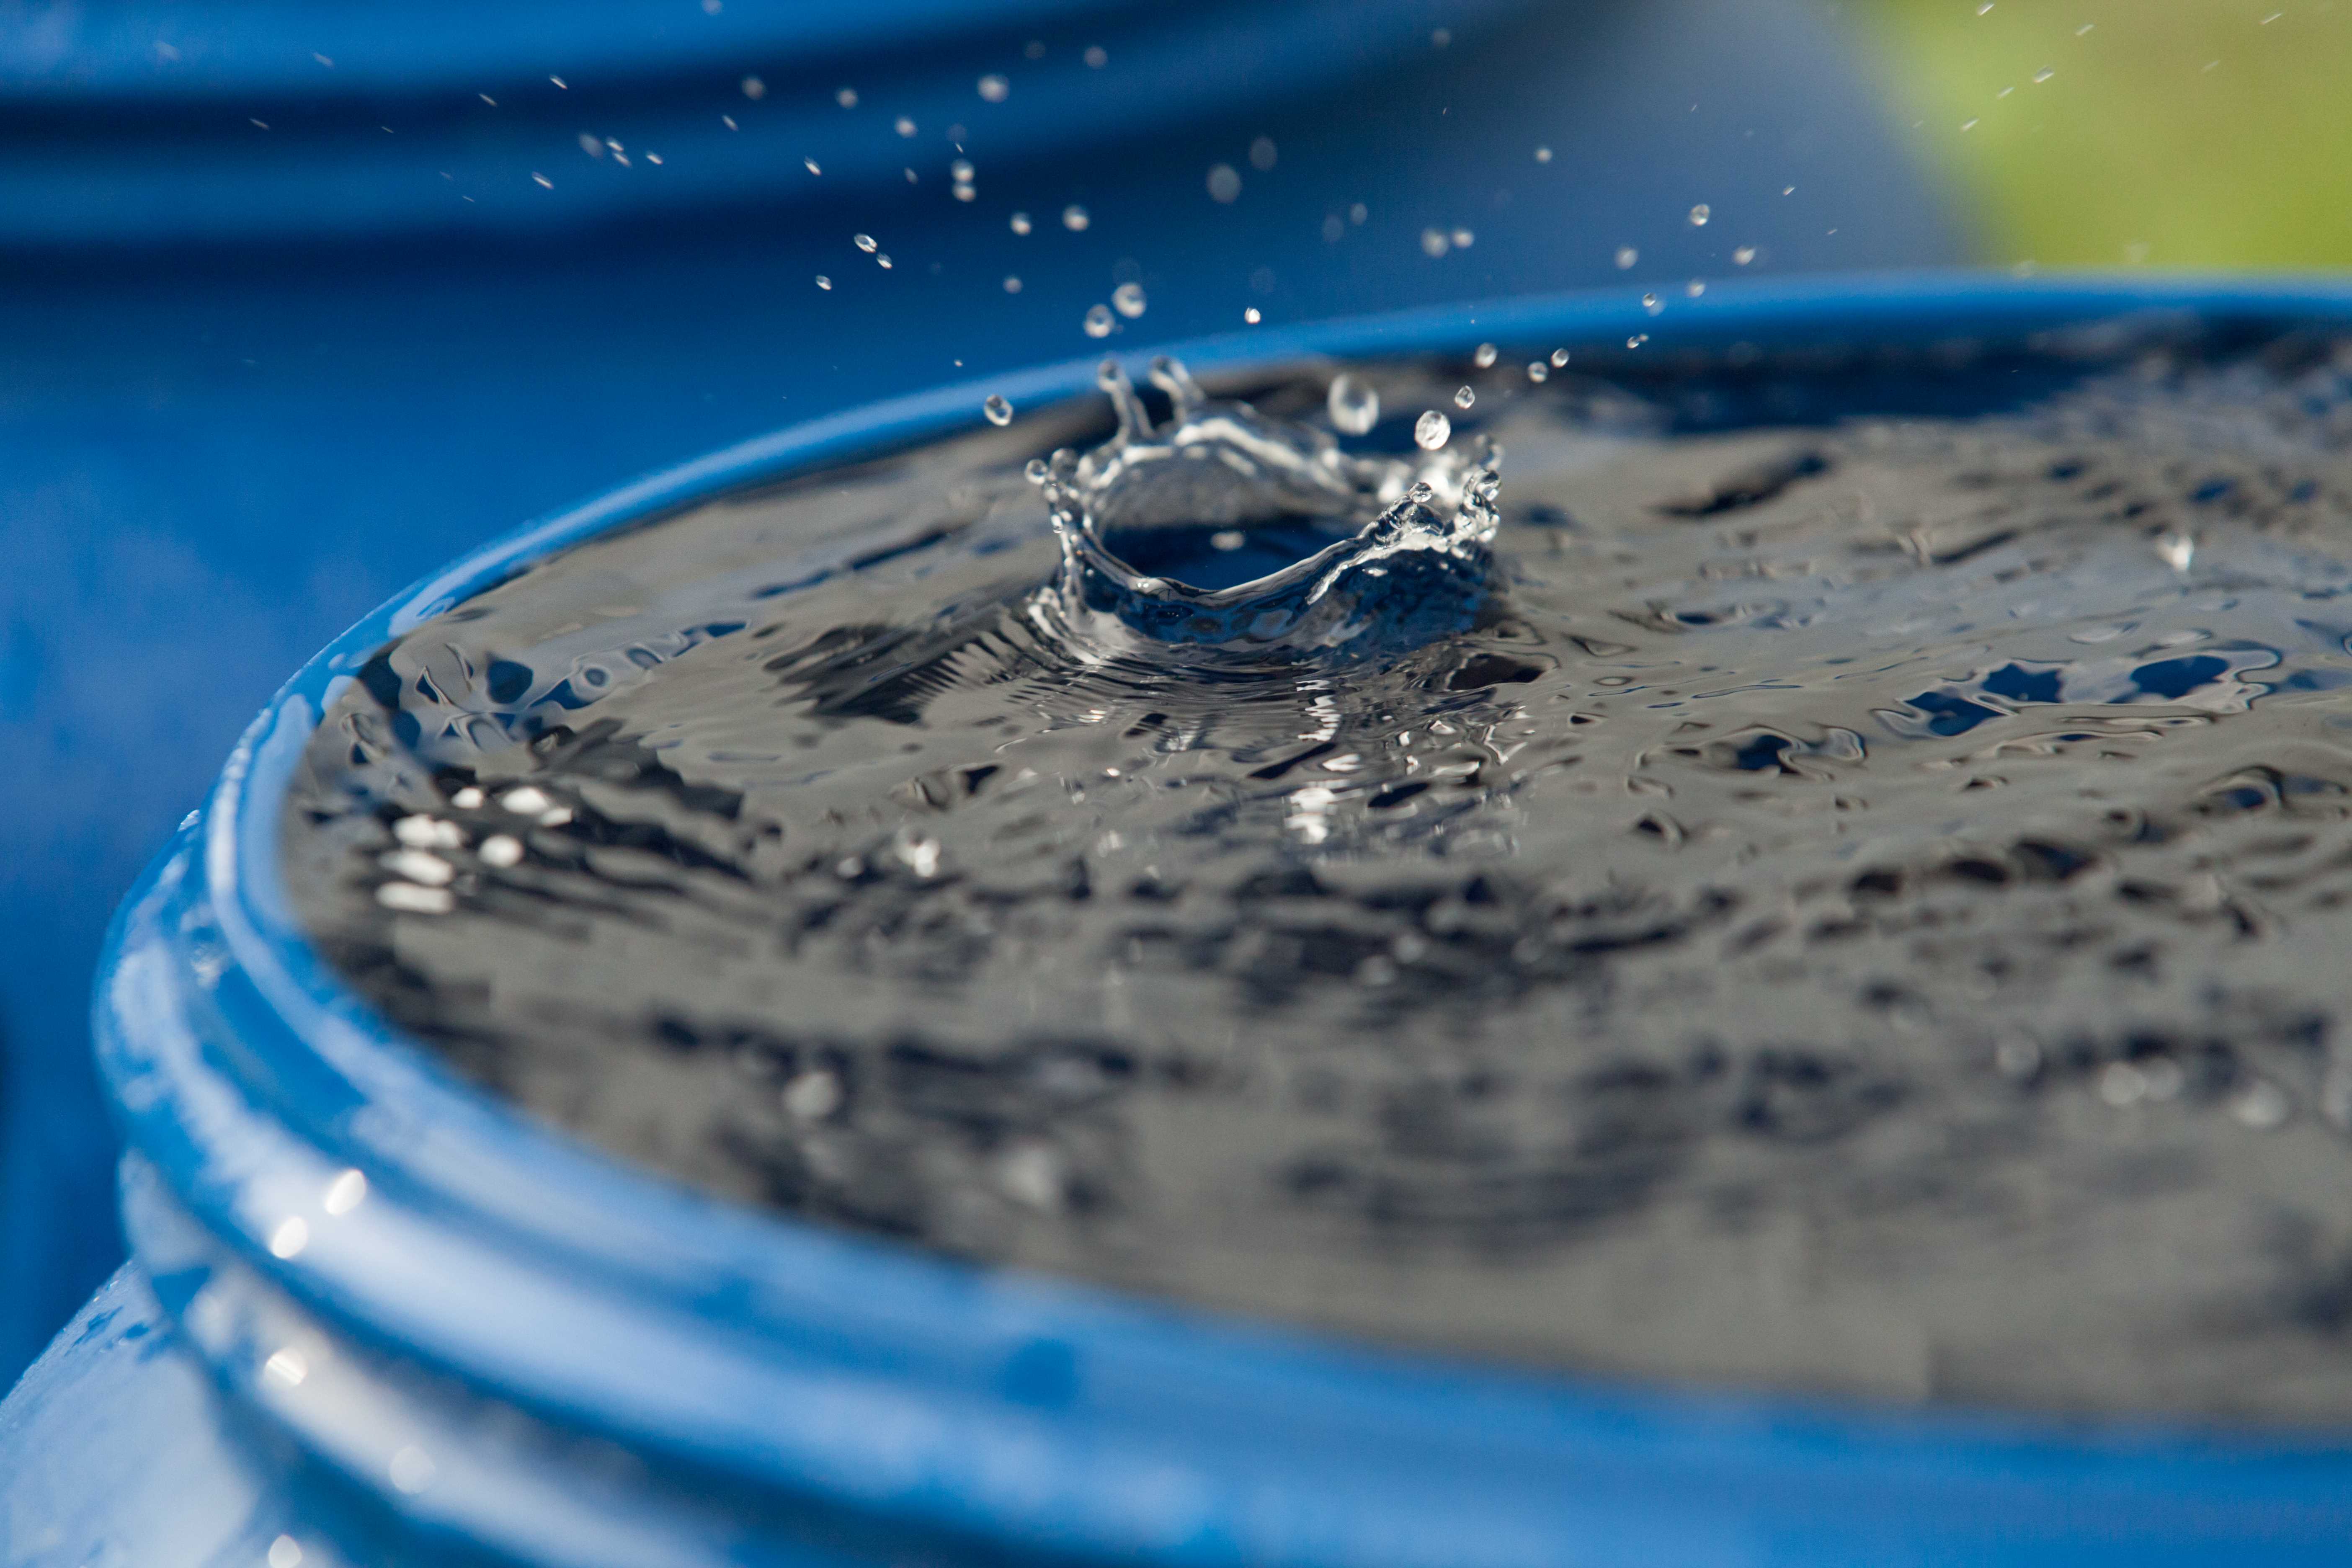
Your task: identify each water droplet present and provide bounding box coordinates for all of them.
[1689,203,1710,226]
[1112,282,1147,318]
[1415,410,1452,451]
[1000,1143,1063,1210]
[978,74,1010,102]
[1010,211,1032,235]
[1642,291,1661,313]
[1551,348,1570,367]
[1526,361,1549,383]
[1452,227,1475,249]
[814,275,831,290]
[984,395,1014,426]
[853,233,877,253]
[1733,246,1757,266]
[1003,275,1022,293]
[1687,279,1705,297]
[578,133,604,157]
[741,76,766,100]
[1207,164,1242,203]
[1328,374,1380,434]
[389,1446,436,1494]
[1420,227,1451,258]
[1349,202,1368,224]
[876,254,892,269]
[2234,1079,2292,1130]
[1063,205,1090,231]
[2032,67,2054,83]
[1961,118,1979,132]
[803,157,821,175]
[894,116,917,137]
[1083,304,1115,338]
[1615,245,1638,269]
[1627,333,1649,348]
[835,87,858,108]
[950,159,974,183]
[269,1217,309,1259]
[1083,44,1108,67]
[953,185,976,202]
[1534,145,1553,163]
[1243,307,1262,325]
[1473,343,1498,368]
[784,1069,843,1120]
[324,1168,368,1215]
[1249,136,1278,171]
[1453,385,1475,410]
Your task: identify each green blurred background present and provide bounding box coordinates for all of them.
[1858,0,2352,269]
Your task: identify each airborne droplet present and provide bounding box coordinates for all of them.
[1112,282,1147,319]
[983,395,1014,426]
[1328,374,1379,435]
[1010,211,1032,235]
[1473,343,1498,368]
[1689,204,1710,226]
[1063,205,1090,231]
[853,234,877,253]
[1526,361,1549,383]
[1453,385,1475,410]
[1415,410,1452,451]
[1083,304,1115,338]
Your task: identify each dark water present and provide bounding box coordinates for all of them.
[284,330,2352,1422]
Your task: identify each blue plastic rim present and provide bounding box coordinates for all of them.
[70,276,2352,1566]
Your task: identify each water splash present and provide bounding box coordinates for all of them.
[1028,358,1498,655]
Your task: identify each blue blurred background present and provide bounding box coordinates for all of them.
[0,0,1970,1385]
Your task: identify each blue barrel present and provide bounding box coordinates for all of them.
[10,277,2352,1566]
[0,0,1962,1385]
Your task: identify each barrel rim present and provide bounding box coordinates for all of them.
[101,273,2352,1566]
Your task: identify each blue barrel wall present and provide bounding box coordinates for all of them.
[0,0,1960,1386]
